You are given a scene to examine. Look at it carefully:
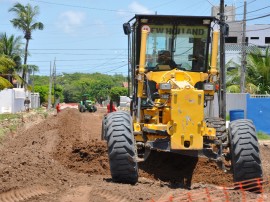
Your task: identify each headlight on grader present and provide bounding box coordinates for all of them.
[158,83,171,90]
[203,83,215,91]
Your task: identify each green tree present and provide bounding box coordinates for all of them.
[9,3,44,87]
[34,85,48,103]
[226,47,270,94]
[110,86,128,106]
[247,47,270,94]
[33,73,127,103]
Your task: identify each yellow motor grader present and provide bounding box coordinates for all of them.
[102,14,262,186]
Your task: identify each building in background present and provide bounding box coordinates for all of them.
[211,5,270,65]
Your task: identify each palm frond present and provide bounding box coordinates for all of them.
[226,85,240,93]
[0,77,13,90]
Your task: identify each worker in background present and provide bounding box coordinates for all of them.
[56,103,61,113]
[24,97,30,112]
[107,100,117,113]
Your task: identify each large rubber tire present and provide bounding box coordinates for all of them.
[105,111,138,184]
[205,117,227,141]
[79,105,83,113]
[229,119,262,190]
[101,113,113,141]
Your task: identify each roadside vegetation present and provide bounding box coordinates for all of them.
[0,108,52,141]
[32,73,128,105]
[226,46,270,94]
[257,131,270,140]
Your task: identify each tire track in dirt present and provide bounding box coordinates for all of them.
[94,189,129,202]
[0,185,51,202]
[59,185,130,202]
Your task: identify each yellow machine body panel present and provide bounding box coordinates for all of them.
[146,70,209,87]
[170,87,204,150]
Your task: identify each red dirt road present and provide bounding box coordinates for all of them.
[0,107,269,201]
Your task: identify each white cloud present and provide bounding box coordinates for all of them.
[116,1,153,18]
[128,2,153,14]
[57,11,86,34]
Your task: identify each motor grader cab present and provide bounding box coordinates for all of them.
[102,14,262,187]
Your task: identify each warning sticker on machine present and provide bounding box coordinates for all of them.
[141,25,151,32]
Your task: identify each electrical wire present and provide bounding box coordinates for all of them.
[226,5,270,16]
[30,0,135,13]
[245,13,270,21]
[99,63,128,73]
[28,48,127,51]
[223,0,257,14]
[229,26,270,33]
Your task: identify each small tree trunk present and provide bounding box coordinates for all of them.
[21,38,29,88]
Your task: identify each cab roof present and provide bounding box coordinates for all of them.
[133,14,216,25]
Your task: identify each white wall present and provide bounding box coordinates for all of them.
[205,93,247,118]
[0,89,14,113]
[0,89,40,114]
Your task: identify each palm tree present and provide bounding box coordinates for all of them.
[226,47,270,94]
[0,55,16,90]
[226,64,258,94]
[0,33,23,68]
[247,47,270,94]
[9,3,44,87]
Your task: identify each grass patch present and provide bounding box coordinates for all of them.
[257,131,270,140]
[0,114,21,121]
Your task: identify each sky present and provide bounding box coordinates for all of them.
[1,0,269,76]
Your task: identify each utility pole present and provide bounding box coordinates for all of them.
[219,0,226,120]
[53,58,56,107]
[48,62,52,110]
[240,0,247,93]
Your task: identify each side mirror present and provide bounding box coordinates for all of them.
[123,23,131,35]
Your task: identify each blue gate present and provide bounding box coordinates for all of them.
[247,94,270,134]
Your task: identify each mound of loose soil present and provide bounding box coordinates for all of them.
[0,107,268,202]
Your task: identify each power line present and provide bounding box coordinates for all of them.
[28,48,127,51]
[30,0,135,13]
[100,63,128,73]
[246,13,270,21]
[28,58,127,62]
[55,61,126,68]
[223,0,256,14]
[229,26,270,33]
[229,13,270,23]
[246,5,270,14]
[30,52,128,56]
[205,0,214,7]
[226,5,270,16]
